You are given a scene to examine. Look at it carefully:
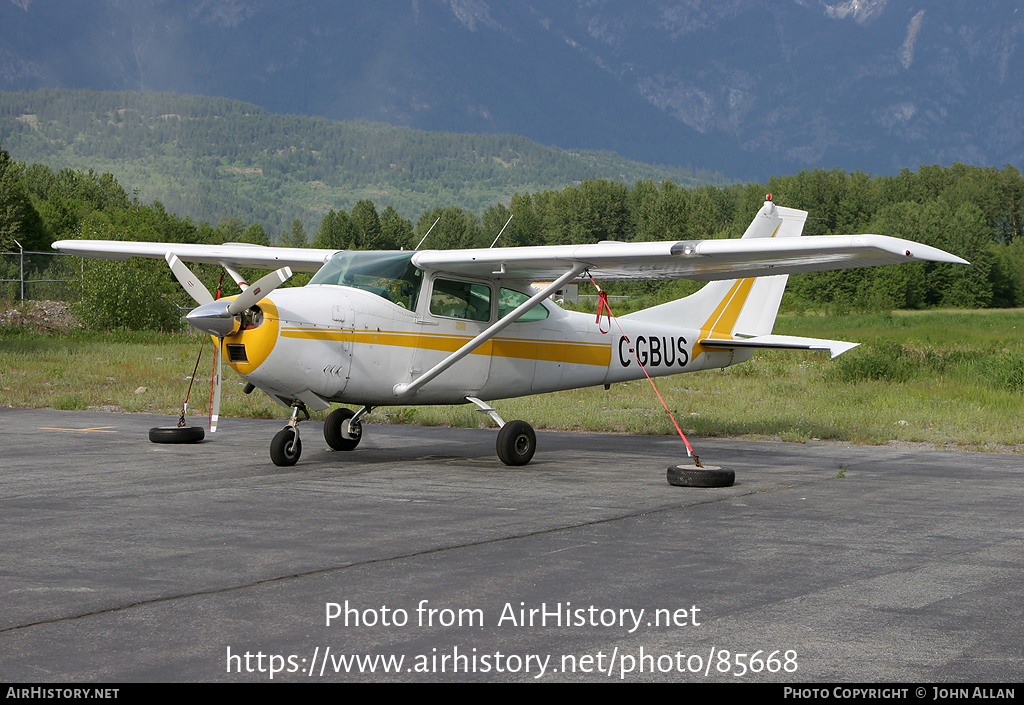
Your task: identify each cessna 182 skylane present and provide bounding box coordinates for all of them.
[55,197,967,467]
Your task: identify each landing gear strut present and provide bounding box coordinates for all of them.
[466,396,537,466]
[270,401,309,467]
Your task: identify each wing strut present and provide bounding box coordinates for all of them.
[393,264,586,399]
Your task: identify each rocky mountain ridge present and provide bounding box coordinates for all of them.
[1,0,1021,180]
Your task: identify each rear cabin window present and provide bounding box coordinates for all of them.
[498,288,549,322]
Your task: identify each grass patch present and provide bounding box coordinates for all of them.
[2,309,1023,450]
[51,394,88,411]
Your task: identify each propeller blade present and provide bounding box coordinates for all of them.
[165,253,215,306]
[210,337,223,433]
[227,266,292,315]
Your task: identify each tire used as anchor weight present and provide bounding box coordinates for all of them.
[667,464,734,488]
[149,426,205,444]
[271,427,302,466]
[496,420,536,466]
[324,407,361,451]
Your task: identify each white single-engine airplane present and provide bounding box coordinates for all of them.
[55,197,967,467]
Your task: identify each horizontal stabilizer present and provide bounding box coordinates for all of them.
[699,334,860,359]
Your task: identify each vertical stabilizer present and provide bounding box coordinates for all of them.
[623,199,808,341]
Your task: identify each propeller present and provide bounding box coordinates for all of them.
[180,265,293,337]
[164,252,293,432]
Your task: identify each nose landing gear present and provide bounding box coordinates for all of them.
[270,401,309,467]
[270,427,301,466]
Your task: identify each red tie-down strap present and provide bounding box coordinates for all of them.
[586,274,699,463]
[595,289,612,334]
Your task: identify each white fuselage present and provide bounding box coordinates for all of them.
[225,281,750,409]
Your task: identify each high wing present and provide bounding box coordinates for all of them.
[411,235,968,282]
[51,240,339,273]
[53,233,967,283]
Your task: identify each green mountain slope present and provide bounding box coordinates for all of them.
[0,89,727,237]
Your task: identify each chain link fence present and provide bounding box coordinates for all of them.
[0,246,84,304]
[2,248,197,333]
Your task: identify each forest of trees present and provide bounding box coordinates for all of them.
[3,136,1024,329]
[310,163,1023,312]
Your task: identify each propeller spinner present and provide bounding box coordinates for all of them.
[183,266,292,337]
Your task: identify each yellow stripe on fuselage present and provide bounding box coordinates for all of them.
[280,327,612,367]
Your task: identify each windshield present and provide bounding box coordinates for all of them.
[310,251,423,310]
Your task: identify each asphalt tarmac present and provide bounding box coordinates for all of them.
[1,407,1021,683]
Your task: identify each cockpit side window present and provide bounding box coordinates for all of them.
[429,279,492,321]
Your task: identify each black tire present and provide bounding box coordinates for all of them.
[149,426,204,444]
[496,420,536,466]
[271,427,302,466]
[324,407,361,451]
[667,465,734,488]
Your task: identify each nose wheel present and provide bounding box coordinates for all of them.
[271,427,302,466]
[270,401,309,467]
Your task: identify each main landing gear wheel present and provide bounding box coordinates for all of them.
[271,427,302,467]
[496,420,536,466]
[324,407,361,451]
[667,464,734,488]
[149,426,205,444]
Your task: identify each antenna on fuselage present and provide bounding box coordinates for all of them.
[415,217,442,250]
[489,213,514,248]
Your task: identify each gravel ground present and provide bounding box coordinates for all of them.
[0,300,82,333]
